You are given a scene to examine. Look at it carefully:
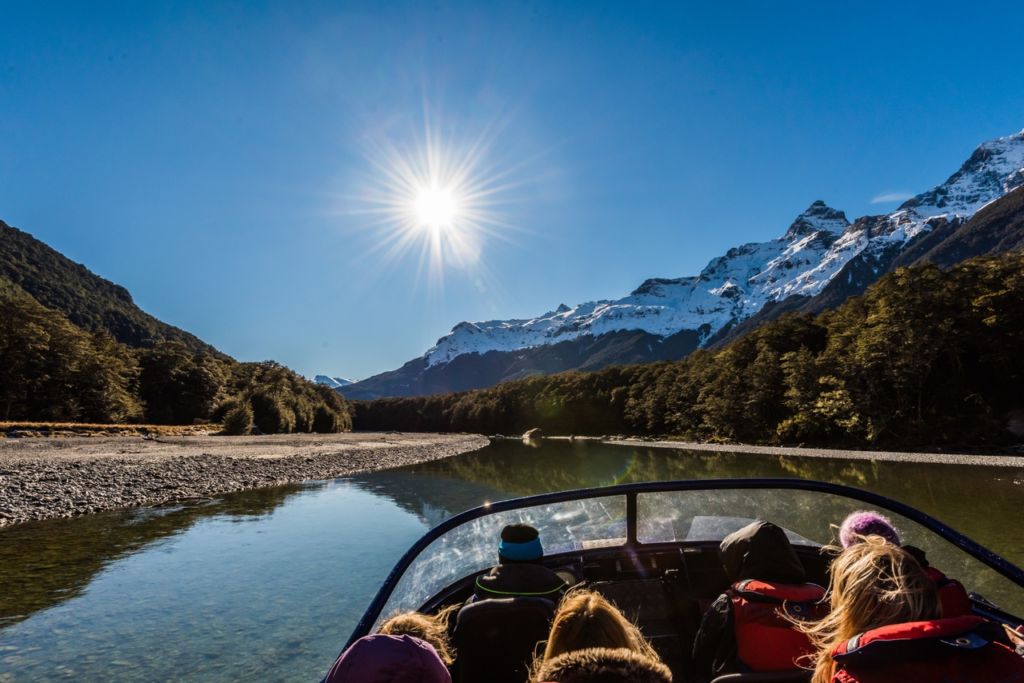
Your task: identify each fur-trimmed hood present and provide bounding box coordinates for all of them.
[536,647,672,683]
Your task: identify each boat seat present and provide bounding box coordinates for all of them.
[710,673,810,682]
[452,596,556,683]
[590,577,700,675]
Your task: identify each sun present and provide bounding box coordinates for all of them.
[347,113,529,290]
[414,184,459,230]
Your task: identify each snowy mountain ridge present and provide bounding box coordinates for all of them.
[313,375,353,389]
[417,129,1024,368]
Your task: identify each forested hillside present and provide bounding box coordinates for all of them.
[0,222,351,432]
[0,221,218,353]
[355,253,1024,449]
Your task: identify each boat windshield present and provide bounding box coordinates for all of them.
[371,482,1024,630]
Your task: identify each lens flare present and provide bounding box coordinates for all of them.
[345,112,525,292]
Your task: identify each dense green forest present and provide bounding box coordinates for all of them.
[354,253,1024,449]
[0,222,351,433]
[0,281,351,431]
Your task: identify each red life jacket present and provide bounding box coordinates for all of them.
[924,566,972,617]
[728,579,827,672]
[830,616,1024,683]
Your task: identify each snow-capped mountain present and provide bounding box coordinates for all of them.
[423,200,848,367]
[337,128,1024,400]
[313,375,353,389]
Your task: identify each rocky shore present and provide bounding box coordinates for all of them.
[609,439,1024,467]
[0,432,488,526]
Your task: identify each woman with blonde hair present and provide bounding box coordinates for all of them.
[804,536,1024,682]
[802,537,939,682]
[532,588,661,677]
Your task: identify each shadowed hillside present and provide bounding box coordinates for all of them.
[0,221,217,354]
[0,220,351,431]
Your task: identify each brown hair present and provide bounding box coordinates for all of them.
[532,589,660,677]
[378,604,458,665]
[801,537,939,683]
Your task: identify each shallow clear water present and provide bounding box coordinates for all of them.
[1,441,1022,682]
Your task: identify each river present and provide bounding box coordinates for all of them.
[1,440,1022,681]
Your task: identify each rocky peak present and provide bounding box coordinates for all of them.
[313,375,352,388]
[901,129,1024,217]
[784,200,850,239]
[630,277,691,296]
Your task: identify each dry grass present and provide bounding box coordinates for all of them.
[0,422,222,438]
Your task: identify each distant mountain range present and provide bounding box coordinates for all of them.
[336,128,1024,400]
[313,375,354,389]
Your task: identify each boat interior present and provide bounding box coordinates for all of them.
[344,479,1024,683]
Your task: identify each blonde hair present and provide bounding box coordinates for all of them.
[802,536,939,683]
[532,589,660,678]
[378,604,458,665]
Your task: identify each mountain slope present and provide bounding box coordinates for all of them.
[340,328,702,400]
[1,221,351,431]
[313,375,354,389]
[709,185,1024,348]
[339,128,1024,400]
[0,220,218,355]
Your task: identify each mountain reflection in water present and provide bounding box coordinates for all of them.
[0,440,1021,683]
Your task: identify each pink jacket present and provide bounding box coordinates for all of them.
[323,634,452,683]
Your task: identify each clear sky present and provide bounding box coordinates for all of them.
[2,1,1022,380]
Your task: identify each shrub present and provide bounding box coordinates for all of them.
[312,405,342,433]
[222,402,254,435]
[249,389,296,434]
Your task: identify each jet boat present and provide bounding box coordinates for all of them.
[338,478,1024,682]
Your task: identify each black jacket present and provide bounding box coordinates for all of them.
[692,520,807,681]
[473,561,567,601]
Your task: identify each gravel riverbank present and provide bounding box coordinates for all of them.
[0,433,488,526]
[610,439,1024,468]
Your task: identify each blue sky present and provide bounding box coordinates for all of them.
[2,1,1022,379]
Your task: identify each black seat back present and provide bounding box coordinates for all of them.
[452,597,555,683]
[710,674,811,682]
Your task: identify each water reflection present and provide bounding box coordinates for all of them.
[0,484,306,627]
[393,441,1024,569]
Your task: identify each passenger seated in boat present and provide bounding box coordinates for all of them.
[691,520,825,681]
[534,647,673,683]
[803,536,1024,683]
[322,633,452,683]
[838,510,972,617]
[377,606,457,666]
[473,523,568,600]
[531,589,663,678]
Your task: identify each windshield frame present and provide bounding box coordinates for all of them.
[345,477,1024,648]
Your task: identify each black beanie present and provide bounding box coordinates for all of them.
[498,524,543,562]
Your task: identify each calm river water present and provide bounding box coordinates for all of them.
[1,441,1022,682]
